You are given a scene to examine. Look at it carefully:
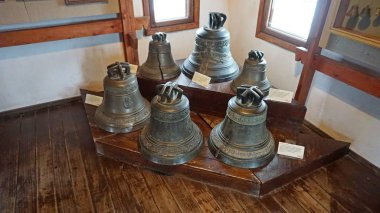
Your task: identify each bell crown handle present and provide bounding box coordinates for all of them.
[208,12,227,30]
[248,50,264,61]
[106,62,130,80]
[156,81,183,104]
[152,32,167,42]
[236,85,265,106]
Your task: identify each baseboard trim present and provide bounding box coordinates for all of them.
[0,96,81,118]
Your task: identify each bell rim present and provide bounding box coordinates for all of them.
[138,122,204,165]
[94,99,151,133]
[181,60,240,83]
[208,123,276,169]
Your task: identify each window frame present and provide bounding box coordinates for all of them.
[256,0,317,52]
[142,0,200,35]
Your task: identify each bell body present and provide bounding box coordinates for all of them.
[182,13,239,83]
[232,51,271,96]
[139,83,203,165]
[95,63,150,133]
[208,87,275,168]
[138,32,180,81]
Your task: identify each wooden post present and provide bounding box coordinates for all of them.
[294,0,331,105]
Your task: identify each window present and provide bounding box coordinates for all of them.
[256,0,320,52]
[142,0,200,35]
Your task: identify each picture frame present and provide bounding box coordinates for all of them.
[65,0,108,5]
[330,0,380,48]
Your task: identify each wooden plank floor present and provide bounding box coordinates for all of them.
[1,100,380,212]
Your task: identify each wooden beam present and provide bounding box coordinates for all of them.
[0,19,122,48]
[295,42,380,99]
[119,0,139,65]
[295,47,308,64]
[312,55,380,98]
[294,0,331,105]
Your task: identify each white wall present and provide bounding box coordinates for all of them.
[0,0,229,112]
[0,34,124,111]
[228,0,380,167]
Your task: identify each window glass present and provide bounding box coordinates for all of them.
[153,0,188,22]
[269,0,317,40]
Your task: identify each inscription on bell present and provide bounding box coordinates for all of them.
[208,86,275,168]
[139,82,203,165]
[182,12,239,83]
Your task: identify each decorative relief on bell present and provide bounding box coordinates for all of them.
[139,81,203,165]
[208,85,275,168]
[182,12,240,83]
[138,32,181,81]
[231,50,271,96]
[94,62,151,133]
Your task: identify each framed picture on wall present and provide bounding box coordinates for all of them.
[330,0,380,48]
[65,0,108,5]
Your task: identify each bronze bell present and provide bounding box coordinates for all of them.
[182,12,240,83]
[138,32,180,81]
[95,62,151,133]
[208,85,275,168]
[139,82,203,165]
[231,50,271,96]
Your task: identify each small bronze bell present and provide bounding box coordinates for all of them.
[95,62,151,133]
[182,12,240,83]
[139,82,203,165]
[208,85,275,168]
[138,32,180,81]
[231,50,271,96]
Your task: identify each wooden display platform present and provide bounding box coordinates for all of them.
[80,81,349,196]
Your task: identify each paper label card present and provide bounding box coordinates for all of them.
[277,142,305,159]
[129,64,138,75]
[267,88,293,103]
[85,94,103,107]
[192,72,211,88]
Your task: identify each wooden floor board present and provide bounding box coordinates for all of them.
[141,170,182,212]
[207,185,246,213]
[162,175,204,213]
[62,106,95,212]
[233,192,270,213]
[295,178,349,212]
[324,156,380,212]
[271,186,308,213]
[101,158,139,213]
[120,164,160,212]
[309,167,374,212]
[0,116,21,213]
[49,106,77,212]
[36,109,57,212]
[183,179,224,213]
[69,103,115,212]
[1,101,380,212]
[259,196,286,213]
[287,182,328,213]
[16,112,37,212]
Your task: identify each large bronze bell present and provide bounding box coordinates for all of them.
[208,85,275,168]
[231,50,271,96]
[182,12,240,83]
[138,32,180,81]
[95,62,151,133]
[139,82,203,165]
